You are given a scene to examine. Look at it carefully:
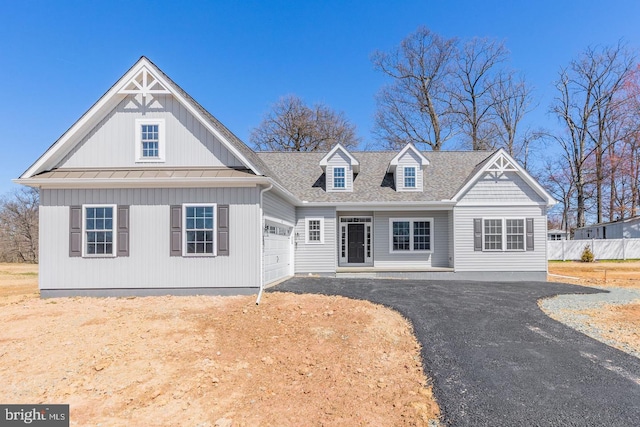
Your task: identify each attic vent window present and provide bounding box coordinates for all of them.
[135,119,165,162]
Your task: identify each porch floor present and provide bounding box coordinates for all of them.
[336,266,454,273]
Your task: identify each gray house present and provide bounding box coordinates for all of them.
[574,216,640,240]
[16,57,556,297]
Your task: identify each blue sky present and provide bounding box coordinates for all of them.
[1,0,640,194]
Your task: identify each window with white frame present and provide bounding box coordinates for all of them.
[333,167,345,189]
[482,218,526,251]
[404,167,416,188]
[184,204,216,255]
[305,218,324,244]
[84,205,116,256]
[135,118,165,162]
[389,218,432,252]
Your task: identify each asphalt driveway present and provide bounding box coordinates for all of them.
[271,278,640,426]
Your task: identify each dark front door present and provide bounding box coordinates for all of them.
[348,224,365,263]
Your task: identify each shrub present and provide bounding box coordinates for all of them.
[581,245,595,263]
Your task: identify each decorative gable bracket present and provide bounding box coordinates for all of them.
[117,67,170,105]
[485,154,518,178]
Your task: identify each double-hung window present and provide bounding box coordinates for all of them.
[404,167,416,188]
[184,204,215,255]
[135,118,165,162]
[481,218,527,251]
[333,167,345,189]
[389,218,432,252]
[84,205,116,256]
[305,218,324,244]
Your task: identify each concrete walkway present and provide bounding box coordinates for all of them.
[271,278,640,426]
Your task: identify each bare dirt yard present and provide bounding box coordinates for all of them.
[0,264,439,426]
[547,261,640,357]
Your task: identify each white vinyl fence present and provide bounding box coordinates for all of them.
[548,238,640,261]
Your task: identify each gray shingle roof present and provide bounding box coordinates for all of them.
[257,150,494,203]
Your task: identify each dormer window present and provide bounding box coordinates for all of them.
[333,167,346,189]
[404,167,416,188]
[135,118,165,162]
[319,144,359,193]
[388,143,429,192]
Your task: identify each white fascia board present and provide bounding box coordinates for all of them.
[144,64,263,176]
[21,58,262,179]
[299,201,456,211]
[20,60,152,179]
[319,143,360,173]
[387,143,429,173]
[450,149,557,208]
[13,176,272,189]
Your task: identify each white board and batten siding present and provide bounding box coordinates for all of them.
[39,187,260,290]
[326,150,353,192]
[373,211,450,269]
[294,206,336,273]
[56,94,244,169]
[262,192,295,225]
[453,170,548,273]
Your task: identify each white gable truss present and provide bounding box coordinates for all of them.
[20,57,263,179]
[451,149,556,207]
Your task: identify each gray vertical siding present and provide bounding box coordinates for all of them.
[294,206,336,273]
[453,205,547,272]
[39,187,260,290]
[263,191,295,225]
[458,172,544,203]
[373,211,450,268]
[56,94,244,169]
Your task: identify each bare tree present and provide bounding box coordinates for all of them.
[540,159,576,233]
[371,26,458,150]
[250,95,360,151]
[0,188,39,263]
[453,37,509,150]
[490,71,536,165]
[550,43,634,227]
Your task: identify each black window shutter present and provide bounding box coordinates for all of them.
[69,206,82,257]
[170,205,182,256]
[526,218,535,251]
[117,206,130,257]
[473,218,482,251]
[217,205,229,256]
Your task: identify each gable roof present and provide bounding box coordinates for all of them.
[387,143,429,173]
[258,150,493,203]
[451,149,556,206]
[319,143,360,173]
[19,57,277,182]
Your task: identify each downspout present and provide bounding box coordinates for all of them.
[256,184,273,305]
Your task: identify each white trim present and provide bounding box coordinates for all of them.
[135,118,165,163]
[388,217,433,253]
[387,142,429,173]
[81,204,117,258]
[338,216,374,265]
[451,149,556,207]
[332,166,346,190]
[319,143,360,173]
[305,217,325,244]
[20,57,264,179]
[182,203,217,257]
[402,166,417,190]
[481,217,526,252]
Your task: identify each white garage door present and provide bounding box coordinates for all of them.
[263,223,292,284]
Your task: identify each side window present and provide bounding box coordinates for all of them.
[184,204,216,256]
[305,218,325,244]
[70,205,129,258]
